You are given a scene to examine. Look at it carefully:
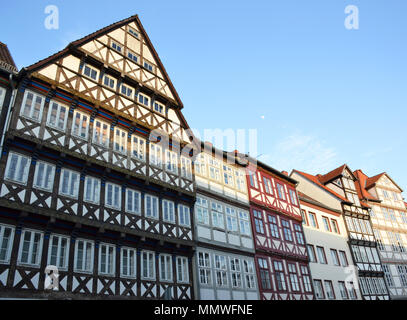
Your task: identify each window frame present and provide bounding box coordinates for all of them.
[47,234,70,271]
[98,243,116,276]
[0,224,15,264]
[83,64,98,81]
[46,100,69,131]
[59,168,80,199]
[71,109,89,140]
[4,152,31,185]
[17,229,44,267]
[33,160,56,192]
[73,239,95,274]
[20,90,45,122]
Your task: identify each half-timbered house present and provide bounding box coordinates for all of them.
[0,15,196,300]
[193,144,259,300]
[246,161,314,300]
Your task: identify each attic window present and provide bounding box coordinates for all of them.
[153,101,165,114]
[127,50,139,63]
[144,61,154,72]
[128,27,139,39]
[121,84,133,98]
[83,64,98,81]
[103,75,115,89]
[111,41,122,53]
[137,93,150,107]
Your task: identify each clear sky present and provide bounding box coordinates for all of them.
[2,0,407,194]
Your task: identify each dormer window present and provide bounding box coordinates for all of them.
[121,84,133,98]
[103,75,115,89]
[153,101,165,114]
[127,50,139,63]
[111,41,122,53]
[128,27,139,39]
[143,61,154,72]
[83,64,98,81]
[137,93,150,107]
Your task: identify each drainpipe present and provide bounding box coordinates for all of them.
[0,72,17,157]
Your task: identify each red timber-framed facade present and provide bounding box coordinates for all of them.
[0,15,196,300]
[245,160,314,300]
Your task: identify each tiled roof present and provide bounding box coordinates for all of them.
[0,42,18,73]
[353,169,380,202]
[365,172,384,189]
[317,164,347,184]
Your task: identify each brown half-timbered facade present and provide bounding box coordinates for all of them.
[0,15,196,300]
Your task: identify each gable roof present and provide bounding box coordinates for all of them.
[298,191,342,215]
[0,42,18,73]
[353,169,381,203]
[317,164,356,184]
[365,172,385,190]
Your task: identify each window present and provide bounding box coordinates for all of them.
[383,265,395,287]
[276,183,286,200]
[120,84,133,98]
[382,190,389,199]
[307,245,317,263]
[273,260,286,291]
[131,135,145,161]
[99,243,115,276]
[347,282,357,299]
[18,230,43,267]
[5,152,30,185]
[331,219,340,234]
[339,251,348,267]
[72,110,89,139]
[21,90,45,122]
[0,224,14,264]
[145,194,159,219]
[195,197,209,225]
[281,219,293,242]
[243,260,256,289]
[111,41,122,53]
[33,161,55,192]
[194,153,206,176]
[128,27,139,38]
[211,202,224,229]
[114,127,127,154]
[253,210,264,234]
[330,249,340,266]
[223,165,234,187]
[300,266,312,292]
[121,247,137,278]
[235,170,246,192]
[258,257,271,290]
[59,168,80,198]
[74,239,94,273]
[47,100,68,131]
[178,204,190,227]
[159,254,173,282]
[225,207,238,232]
[176,256,189,283]
[181,156,192,179]
[324,281,335,299]
[0,87,5,108]
[93,119,110,148]
[83,64,98,80]
[141,250,155,280]
[308,212,318,228]
[268,215,280,238]
[294,224,305,245]
[248,170,258,189]
[392,192,399,201]
[126,188,141,215]
[289,189,298,205]
[137,93,150,107]
[301,210,308,226]
[400,212,407,224]
[84,176,100,204]
[397,265,407,286]
[322,216,331,232]
[48,234,69,270]
[338,281,349,299]
[313,280,325,299]
[263,177,273,194]
[163,199,175,223]
[230,258,242,288]
[214,254,228,287]
[209,158,221,181]
[127,50,139,63]
[198,252,211,285]
[149,143,162,167]
[288,263,300,292]
[165,150,178,174]
[153,101,165,114]
[144,60,154,72]
[316,246,327,264]
[239,211,251,236]
[105,182,121,210]
[103,74,115,89]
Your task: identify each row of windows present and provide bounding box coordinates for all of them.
[383,265,407,287]
[313,279,357,300]
[0,224,189,282]
[195,197,251,235]
[252,210,305,245]
[344,216,373,235]
[307,245,349,267]
[371,206,407,224]
[4,153,191,226]
[257,257,312,293]
[197,252,256,289]
[301,209,340,234]
[380,188,401,202]
[350,245,380,264]
[20,91,193,178]
[374,229,406,253]
[358,277,388,296]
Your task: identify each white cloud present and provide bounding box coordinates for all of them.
[259,133,337,174]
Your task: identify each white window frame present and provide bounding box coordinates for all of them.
[121,247,137,278]
[128,27,139,39]
[214,254,228,287]
[33,161,55,192]
[120,83,133,98]
[47,100,69,131]
[176,256,189,283]
[92,119,110,148]
[125,188,141,215]
[239,211,251,236]
[149,143,162,167]
[127,50,139,63]
[243,259,256,289]
[131,135,146,161]
[59,168,80,199]
[74,239,94,274]
[178,204,191,227]
[111,41,122,53]
[83,64,98,81]
[153,101,165,114]
[84,176,101,204]
[195,197,209,225]
[165,150,178,174]
[20,90,45,122]
[143,60,154,72]
[230,257,242,288]
[71,110,89,140]
[159,254,173,282]
[181,156,192,179]
[198,251,211,285]
[211,202,225,229]
[141,250,156,280]
[225,207,238,232]
[113,127,127,154]
[98,243,116,276]
[163,199,175,223]
[47,234,70,271]
[137,92,150,107]
[105,182,122,210]
[103,74,116,89]
[145,194,159,219]
[0,224,15,264]
[4,152,30,185]
[223,165,234,187]
[17,229,44,267]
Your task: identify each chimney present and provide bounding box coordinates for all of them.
[282,171,288,176]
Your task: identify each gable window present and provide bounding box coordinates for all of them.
[84,176,101,204]
[198,252,211,285]
[131,135,145,161]
[93,119,110,148]
[165,150,178,174]
[21,90,45,122]
[273,260,287,291]
[281,219,293,242]
[121,247,137,278]
[195,197,209,225]
[126,188,141,215]
[392,192,399,201]
[127,50,139,63]
[144,61,154,72]
[339,251,348,266]
[324,280,335,299]
[114,127,127,154]
[243,260,256,289]
[338,281,349,299]
[300,265,312,292]
[59,168,80,199]
[313,280,325,299]
[230,258,242,288]
[239,211,251,236]
[253,210,264,234]
[141,250,155,280]
[382,190,389,199]
[330,249,340,266]
[176,256,189,283]
[263,177,273,195]
[137,93,150,107]
[111,41,122,53]
[214,254,228,287]
[181,156,192,179]
[33,161,55,192]
[120,84,133,98]
[276,183,286,200]
[307,245,317,262]
[18,229,43,267]
[248,170,258,189]
[178,204,191,227]
[99,243,115,276]
[72,110,89,140]
[153,101,165,114]
[211,202,224,229]
[103,75,115,89]
[331,219,340,234]
[47,100,68,131]
[322,216,331,232]
[225,207,238,232]
[294,224,305,245]
[128,27,139,39]
[258,257,271,290]
[83,64,98,81]
[289,189,298,205]
[268,215,280,238]
[145,194,159,219]
[159,254,173,282]
[0,224,14,264]
[308,212,318,228]
[149,143,162,167]
[74,239,94,273]
[317,246,327,264]
[288,263,300,292]
[105,182,121,210]
[163,199,175,223]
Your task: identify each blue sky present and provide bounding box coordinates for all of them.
[2,0,407,193]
